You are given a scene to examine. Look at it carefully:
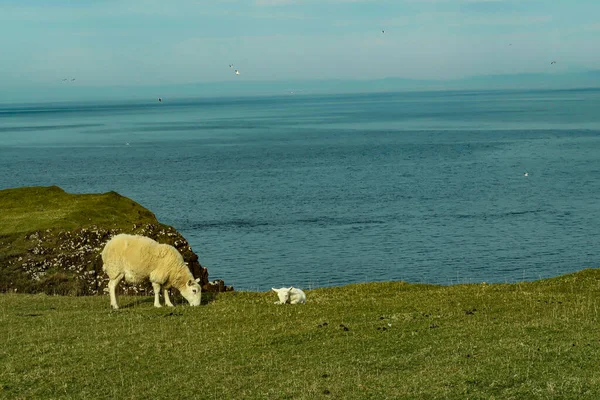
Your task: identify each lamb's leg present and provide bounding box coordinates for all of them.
[152,282,162,307]
[163,288,174,307]
[108,273,124,309]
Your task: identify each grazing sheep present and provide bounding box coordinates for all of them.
[272,287,306,304]
[101,234,202,309]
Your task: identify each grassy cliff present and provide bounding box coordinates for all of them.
[0,186,216,295]
[0,185,157,235]
[1,269,600,398]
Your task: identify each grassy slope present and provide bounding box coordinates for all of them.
[0,185,158,236]
[2,269,600,399]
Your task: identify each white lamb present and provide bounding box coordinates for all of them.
[101,234,202,309]
[272,287,306,304]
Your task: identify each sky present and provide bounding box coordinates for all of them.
[0,0,599,88]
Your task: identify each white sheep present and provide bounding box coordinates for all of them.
[272,287,306,304]
[101,234,202,309]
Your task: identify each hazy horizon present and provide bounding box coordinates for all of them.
[1,71,599,104]
[1,0,599,94]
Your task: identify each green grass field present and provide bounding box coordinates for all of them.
[2,269,600,399]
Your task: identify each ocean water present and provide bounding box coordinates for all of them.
[1,89,600,290]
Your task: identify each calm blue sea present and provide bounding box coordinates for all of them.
[1,89,600,290]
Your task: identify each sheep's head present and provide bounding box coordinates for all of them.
[272,287,293,304]
[180,278,202,306]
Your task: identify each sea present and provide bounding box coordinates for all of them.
[1,88,600,291]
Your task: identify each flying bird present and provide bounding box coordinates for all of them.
[381,30,385,33]
[71,78,76,81]
[235,69,240,75]
[158,97,162,102]
[524,172,529,177]
[551,61,557,64]
[229,64,234,68]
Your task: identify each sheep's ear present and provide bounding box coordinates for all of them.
[272,288,279,292]
[195,278,201,283]
[288,287,294,291]
[187,280,194,287]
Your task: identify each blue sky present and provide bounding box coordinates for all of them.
[0,0,599,87]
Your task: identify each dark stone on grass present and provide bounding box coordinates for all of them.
[430,324,439,329]
[323,389,330,395]
[164,312,183,317]
[321,374,329,378]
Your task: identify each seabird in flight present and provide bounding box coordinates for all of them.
[235,69,240,75]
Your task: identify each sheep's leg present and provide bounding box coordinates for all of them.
[108,273,124,309]
[152,282,162,307]
[163,288,174,307]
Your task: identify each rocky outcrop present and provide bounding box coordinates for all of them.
[1,186,233,296]
[1,222,233,295]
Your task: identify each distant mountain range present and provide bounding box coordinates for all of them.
[1,70,599,103]
[442,69,600,90]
